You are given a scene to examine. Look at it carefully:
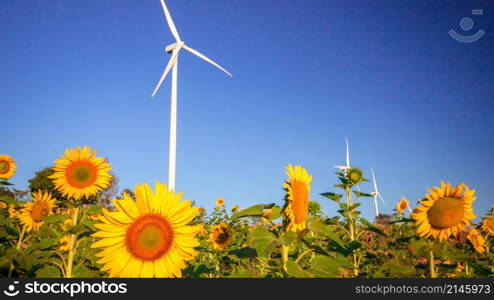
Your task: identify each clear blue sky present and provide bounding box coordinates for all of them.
[2,0,493,221]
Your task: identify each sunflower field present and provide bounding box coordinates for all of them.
[1,147,493,278]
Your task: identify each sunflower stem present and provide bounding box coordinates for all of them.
[295,249,313,263]
[8,226,26,278]
[66,206,80,278]
[345,186,359,276]
[346,186,355,241]
[428,250,436,278]
[281,244,289,275]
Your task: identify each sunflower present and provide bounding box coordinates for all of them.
[411,182,476,242]
[261,209,272,223]
[89,213,101,221]
[0,154,16,180]
[210,223,232,251]
[62,208,74,215]
[61,218,73,231]
[481,216,494,236]
[19,191,56,231]
[199,226,208,236]
[215,197,224,207]
[347,168,363,185]
[91,182,201,278]
[467,228,486,254]
[59,235,71,252]
[0,201,6,209]
[396,197,409,214]
[456,263,465,273]
[283,165,312,232]
[231,205,240,213]
[8,204,18,218]
[49,146,112,200]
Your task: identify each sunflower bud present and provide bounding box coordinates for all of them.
[347,168,364,185]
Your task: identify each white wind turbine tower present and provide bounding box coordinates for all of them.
[334,138,361,190]
[370,167,388,219]
[334,138,350,174]
[151,0,232,191]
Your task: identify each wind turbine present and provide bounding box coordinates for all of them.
[334,138,350,174]
[334,138,362,190]
[151,0,232,191]
[370,167,388,218]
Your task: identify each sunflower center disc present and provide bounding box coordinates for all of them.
[214,229,230,244]
[126,214,173,261]
[67,162,97,188]
[291,179,309,223]
[0,161,9,174]
[32,204,49,222]
[427,197,464,229]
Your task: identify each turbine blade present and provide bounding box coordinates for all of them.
[345,137,350,168]
[378,193,389,207]
[371,167,378,193]
[160,0,181,42]
[183,45,233,77]
[151,50,179,98]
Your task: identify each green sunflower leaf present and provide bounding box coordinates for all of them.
[308,255,343,278]
[38,238,59,250]
[320,192,342,203]
[73,265,100,278]
[268,206,282,220]
[353,191,373,198]
[43,214,65,224]
[228,269,255,278]
[286,260,313,278]
[36,265,61,278]
[280,231,297,246]
[308,220,345,248]
[231,204,274,220]
[86,205,104,215]
[249,226,280,256]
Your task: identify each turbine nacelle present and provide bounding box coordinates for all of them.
[165,41,184,54]
[334,165,350,171]
[152,0,232,98]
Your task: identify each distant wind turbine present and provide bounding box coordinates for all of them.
[334,138,361,190]
[334,138,350,174]
[151,0,232,191]
[370,167,388,218]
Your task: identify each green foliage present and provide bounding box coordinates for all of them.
[231,204,274,220]
[2,157,494,279]
[250,226,279,257]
